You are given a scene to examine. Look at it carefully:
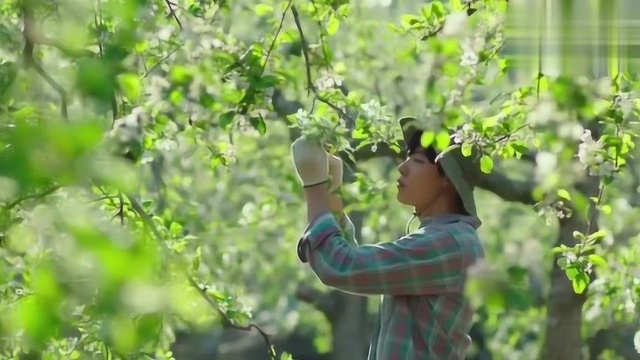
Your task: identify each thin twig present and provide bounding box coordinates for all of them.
[142,44,184,78]
[2,186,60,212]
[124,194,277,359]
[493,123,529,143]
[290,6,313,96]
[310,0,331,68]
[94,1,117,123]
[96,187,125,225]
[290,6,352,121]
[262,0,293,74]
[165,0,183,29]
[86,195,118,204]
[186,276,276,357]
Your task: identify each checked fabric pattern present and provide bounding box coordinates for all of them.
[297,212,485,360]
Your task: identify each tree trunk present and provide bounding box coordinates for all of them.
[329,210,371,360]
[540,176,600,360]
[330,293,370,360]
[296,210,371,360]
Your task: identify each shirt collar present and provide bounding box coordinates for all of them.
[418,213,482,229]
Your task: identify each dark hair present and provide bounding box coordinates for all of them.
[405,131,445,176]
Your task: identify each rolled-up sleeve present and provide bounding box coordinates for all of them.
[296,211,467,296]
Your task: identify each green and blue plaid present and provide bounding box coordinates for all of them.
[297,212,485,360]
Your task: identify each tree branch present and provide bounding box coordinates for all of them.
[473,167,536,205]
[272,3,536,206]
[2,186,60,212]
[165,0,182,30]
[272,86,537,205]
[21,1,68,120]
[295,285,337,319]
[124,194,277,359]
[290,5,353,122]
[262,0,293,74]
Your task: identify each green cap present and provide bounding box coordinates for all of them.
[398,116,477,216]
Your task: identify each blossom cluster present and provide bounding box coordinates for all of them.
[577,129,615,177]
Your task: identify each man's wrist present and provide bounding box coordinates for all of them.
[303,179,329,188]
[328,192,344,213]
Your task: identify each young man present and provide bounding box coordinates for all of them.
[290,116,485,360]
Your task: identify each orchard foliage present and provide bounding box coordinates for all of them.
[1,0,640,358]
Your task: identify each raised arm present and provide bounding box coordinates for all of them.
[297,210,483,296]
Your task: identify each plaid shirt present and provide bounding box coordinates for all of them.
[297,211,485,360]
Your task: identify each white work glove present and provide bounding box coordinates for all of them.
[327,154,343,194]
[291,136,329,188]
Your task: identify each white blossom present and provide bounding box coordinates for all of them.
[110,107,145,144]
[294,108,312,126]
[577,129,613,177]
[360,99,389,122]
[315,70,344,92]
[460,51,478,66]
[446,89,463,107]
[535,151,557,180]
[148,75,171,104]
[441,12,468,37]
[615,92,635,119]
[527,100,556,125]
[577,129,603,165]
[452,123,480,144]
[557,123,584,140]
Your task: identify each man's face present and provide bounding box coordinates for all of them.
[395,146,453,213]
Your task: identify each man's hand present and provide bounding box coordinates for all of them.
[291,136,329,188]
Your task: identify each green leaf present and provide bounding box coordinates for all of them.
[572,272,590,294]
[170,66,193,85]
[589,230,607,241]
[507,265,528,284]
[401,14,422,27]
[461,142,473,156]
[76,58,117,101]
[169,222,183,235]
[557,189,571,201]
[117,73,141,101]
[565,266,579,280]
[278,29,300,44]
[254,4,274,16]
[435,131,450,151]
[420,132,435,148]
[252,74,281,90]
[192,256,200,272]
[250,116,267,135]
[480,155,494,174]
[219,111,236,129]
[556,257,568,269]
[509,142,529,154]
[588,254,607,267]
[430,1,446,19]
[327,15,340,35]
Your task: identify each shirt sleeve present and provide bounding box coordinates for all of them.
[296,211,469,296]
